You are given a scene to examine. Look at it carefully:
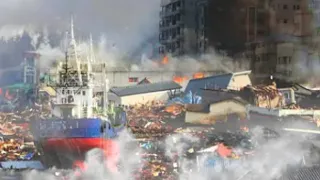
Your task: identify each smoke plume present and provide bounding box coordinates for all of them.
[164,126,309,180]
[0,0,160,52]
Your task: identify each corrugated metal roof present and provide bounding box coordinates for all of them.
[280,166,320,180]
[110,81,182,96]
[185,71,251,95]
[185,73,233,95]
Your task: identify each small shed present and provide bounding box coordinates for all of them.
[185,70,252,96]
[185,97,248,126]
[109,81,182,106]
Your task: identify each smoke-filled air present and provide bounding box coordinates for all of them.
[1,0,320,180]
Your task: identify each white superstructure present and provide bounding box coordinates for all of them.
[50,17,108,119]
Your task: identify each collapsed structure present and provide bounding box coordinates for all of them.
[240,82,284,108]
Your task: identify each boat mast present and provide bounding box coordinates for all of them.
[69,16,83,86]
[87,35,93,118]
[89,34,96,63]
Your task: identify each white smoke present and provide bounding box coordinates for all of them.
[0,0,160,52]
[164,126,309,180]
[130,49,249,73]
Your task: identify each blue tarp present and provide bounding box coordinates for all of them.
[203,156,243,172]
[140,142,153,150]
[168,91,202,105]
[21,153,34,160]
[0,161,45,169]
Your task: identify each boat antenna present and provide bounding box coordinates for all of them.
[63,51,70,86]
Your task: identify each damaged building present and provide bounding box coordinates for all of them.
[108,81,182,106]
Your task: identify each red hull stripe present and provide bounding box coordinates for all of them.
[43,138,119,155]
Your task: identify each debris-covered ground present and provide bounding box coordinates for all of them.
[0,87,51,162]
[0,88,319,180]
[126,101,185,138]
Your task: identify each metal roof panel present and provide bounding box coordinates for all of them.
[110,81,182,96]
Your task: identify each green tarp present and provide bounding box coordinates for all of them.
[1,83,33,93]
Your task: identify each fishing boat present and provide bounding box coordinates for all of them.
[29,18,126,170]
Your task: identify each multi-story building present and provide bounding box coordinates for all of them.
[247,0,316,82]
[159,0,271,56]
[195,0,209,54]
[204,0,270,56]
[159,0,201,56]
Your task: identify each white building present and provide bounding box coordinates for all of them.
[108,81,182,106]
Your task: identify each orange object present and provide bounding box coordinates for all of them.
[161,56,169,65]
[217,143,232,158]
[5,90,13,100]
[173,76,188,84]
[193,72,205,79]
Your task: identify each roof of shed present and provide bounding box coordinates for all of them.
[279,166,320,180]
[185,70,251,95]
[110,81,182,97]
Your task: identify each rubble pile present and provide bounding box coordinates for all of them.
[242,83,284,108]
[136,156,176,180]
[0,88,50,161]
[127,101,184,137]
[0,107,50,122]
[132,130,259,179]
[0,121,37,161]
[282,103,301,109]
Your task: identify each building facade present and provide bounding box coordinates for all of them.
[108,81,182,106]
[159,0,205,56]
[247,0,316,82]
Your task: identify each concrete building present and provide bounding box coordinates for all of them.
[159,0,202,56]
[108,81,182,106]
[203,0,271,55]
[195,0,209,54]
[159,0,271,56]
[246,0,316,82]
[268,0,313,36]
[185,70,252,95]
[249,34,301,79]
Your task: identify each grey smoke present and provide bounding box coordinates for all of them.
[0,0,160,52]
[0,0,161,84]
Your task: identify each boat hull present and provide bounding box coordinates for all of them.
[37,137,119,169]
[29,118,123,169]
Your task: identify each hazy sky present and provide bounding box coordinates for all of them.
[0,0,160,52]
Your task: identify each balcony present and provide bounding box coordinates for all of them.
[160,8,182,17]
[159,21,183,30]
